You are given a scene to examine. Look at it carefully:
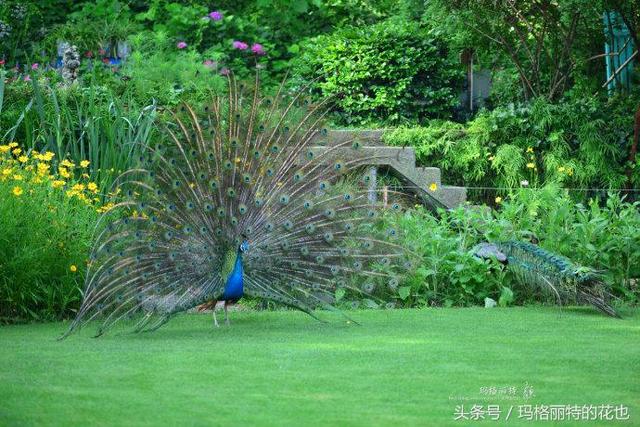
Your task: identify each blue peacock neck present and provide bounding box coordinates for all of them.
[222,248,244,301]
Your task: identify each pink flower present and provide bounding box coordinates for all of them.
[98,49,106,56]
[220,67,230,76]
[203,59,217,69]
[177,41,188,49]
[102,58,110,64]
[0,59,5,66]
[23,75,31,82]
[232,40,248,50]
[208,11,223,21]
[85,51,93,58]
[31,63,39,70]
[251,43,266,56]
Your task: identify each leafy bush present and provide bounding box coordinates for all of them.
[373,187,640,309]
[0,143,106,323]
[384,94,640,198]
[294,19,462,126]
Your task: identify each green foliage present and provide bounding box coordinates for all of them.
[294,19,462,125]
[125,31,227,105]
[378,188,639,309]
[0,151,100,323]
[48,0,140,53]
[1,72,157,191]
[384,94,640,194]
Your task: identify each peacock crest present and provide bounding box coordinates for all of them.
[62,76,415,337]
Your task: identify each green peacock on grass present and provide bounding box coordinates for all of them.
[61,76,415,338]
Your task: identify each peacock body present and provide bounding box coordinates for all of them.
[62,77,412,338]
[473,240,619,317]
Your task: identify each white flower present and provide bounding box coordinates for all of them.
[520,180,529,187]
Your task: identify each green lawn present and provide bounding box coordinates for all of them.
[0,307,638,426]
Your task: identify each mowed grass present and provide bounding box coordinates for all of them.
[0,307,639,426]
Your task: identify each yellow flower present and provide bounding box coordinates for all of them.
[526,147,534,153]
[70,265,77,272]
[18,155,28,163]
[12,148,22,155]
[567,168,574,176]
[488,156,495,161]
[8,142,18,148]
[37,163,50,176]
[60,159,75,168]
[0,145,9,153]
[87,182,98,193]
[42,152,55,161]
[59,167,71,178]
[13,174,23,181]
[1,168,11,176]
[526,162,535,169]
[429,182,438,192]
[71,183,85,192]
[80,160,90,168]
[52,180,65,189]
[495,196,502,204]
[558,166,565,173]
[12,186,23,196]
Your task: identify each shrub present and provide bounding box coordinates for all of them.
[293,19,462,126]
[375,187,640,309]
[383,94,640,200]
[0,143,106,323]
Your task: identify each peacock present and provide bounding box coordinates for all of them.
[473,240,620,317]
[61,76,414,338]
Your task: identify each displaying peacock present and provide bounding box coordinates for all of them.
[61,76,414,338]
[473,241,620,317]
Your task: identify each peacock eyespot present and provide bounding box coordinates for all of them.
[305,224,315,234]
[227,188,236,198]
[217,208,225,217]
[303,200,313,209]
[319,181,330,190]
[224,160,233,169]
[242,174,252,184]
[323,232,333,242]
[265,222,274,231]
[209,180,218,190]
[279,195,290,205]
[270,145,280,153]
[238,204,248,215]
[283,220,293,231]
[255,198,264,207]
[204,203,213,212]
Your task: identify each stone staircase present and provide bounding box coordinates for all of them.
[310,129,466,210]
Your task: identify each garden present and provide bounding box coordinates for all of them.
[0,0,639,425]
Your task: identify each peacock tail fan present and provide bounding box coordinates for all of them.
[60,75,418,338]
[494,241,620,318]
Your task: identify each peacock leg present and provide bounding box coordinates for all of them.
[213,308,219,327]
[224,301,230,326]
